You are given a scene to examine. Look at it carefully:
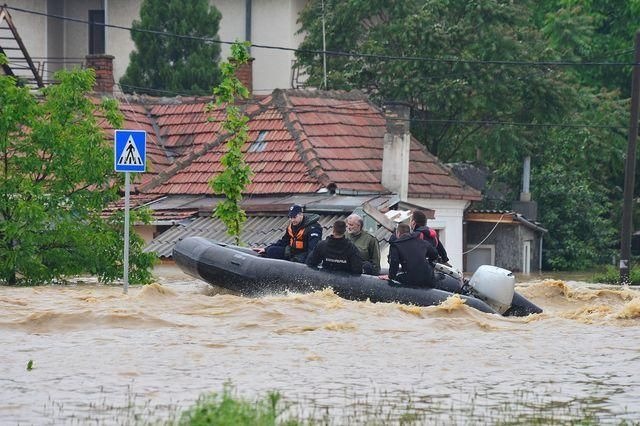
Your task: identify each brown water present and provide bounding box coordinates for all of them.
[1,265,640,425]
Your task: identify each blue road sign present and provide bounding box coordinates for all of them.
[114,130,146,173]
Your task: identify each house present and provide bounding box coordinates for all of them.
[3,8,483,271]
[95,71,480,270]
[448,162,547,274]
[3,0,308,94]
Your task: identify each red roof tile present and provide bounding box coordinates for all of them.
[100,90,479,202]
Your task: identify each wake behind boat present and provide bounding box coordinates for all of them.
[173,236,542,317]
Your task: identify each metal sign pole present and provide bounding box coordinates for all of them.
[114,129,145,294]
[123,171,130,294]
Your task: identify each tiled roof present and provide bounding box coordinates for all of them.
[102,89,480,201]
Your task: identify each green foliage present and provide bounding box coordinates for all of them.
[534,0,639,97]
[179,385,294,426]
[207,42,252,245]
[592,264,640,286]
[0,67,155,285]
[26,360,33,371]
[296,0,572,162]
[120,0,222,96]
[297,0,634,272]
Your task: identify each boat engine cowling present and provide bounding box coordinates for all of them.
[467,265,515,314]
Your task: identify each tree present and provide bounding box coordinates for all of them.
[296,0,573,163]
[534,0,640,97]
[0,61,155,284]
[120,0,222,96]
[296,0,630,270]
[207,42,252,245]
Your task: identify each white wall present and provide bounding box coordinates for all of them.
[407,197,471,272]
[62,0,102,61]
[106,0,140,90]
[215,0,245,62]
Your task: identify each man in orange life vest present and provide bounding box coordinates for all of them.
[255,204,323,263]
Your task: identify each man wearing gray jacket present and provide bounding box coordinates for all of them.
[346,213,381,275]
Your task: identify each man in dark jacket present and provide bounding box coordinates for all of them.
[380,223,438,288]
[306,220,363,274]
[255,204,322,263]
[410,209,450,266]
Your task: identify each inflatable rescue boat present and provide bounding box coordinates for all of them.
[173,237,542,317]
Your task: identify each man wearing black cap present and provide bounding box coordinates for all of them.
[254,204,322,263]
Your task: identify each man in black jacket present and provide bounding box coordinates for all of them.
[306,220,363,274]
[410,209,450,266]
[379,223,438,287]
[255,204,322,263]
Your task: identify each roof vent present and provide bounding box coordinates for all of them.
[248,130,268,152]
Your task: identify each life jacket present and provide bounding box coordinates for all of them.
[417,227,439,246]
[287,224,306,251]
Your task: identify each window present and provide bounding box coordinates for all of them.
[89,10,105,54]
[248,130,268,152]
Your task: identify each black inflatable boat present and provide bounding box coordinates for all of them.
[173,236,542,317]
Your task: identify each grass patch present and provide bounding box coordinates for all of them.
[178,385,298,426]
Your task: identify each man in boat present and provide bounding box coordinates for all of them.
[345,213,381,275]
[410,210,450,266]
[306,220,363,274]
[379,223,438,287]
[254,204,323,263]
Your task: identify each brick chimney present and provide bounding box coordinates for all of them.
[233,57,254,94]
[85,54,114,94]
[381,102,411,201]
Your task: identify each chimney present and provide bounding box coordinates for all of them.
[381,102,411,201]
[85,54,114,94]
[233,57,254,94]
[512,156,538,220]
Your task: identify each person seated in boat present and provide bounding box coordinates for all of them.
[254,204,322,263]
[379,223,438,287]
[410,209,450,266]
[345,213,381,275]
[306,220,363,274]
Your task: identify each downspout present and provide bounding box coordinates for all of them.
[539,234,543,272]
[103,0,108,53]
[245,0,252,53]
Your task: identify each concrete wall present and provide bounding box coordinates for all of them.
[466,222,541,273]
[136,224,156,245]
[106,0,140,89]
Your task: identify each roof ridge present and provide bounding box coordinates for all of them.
[273,89,332,189]
[137,99,273,194]
[115,93,269,106]
[276,88,369,101]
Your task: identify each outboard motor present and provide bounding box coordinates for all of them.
[466,265,515,314]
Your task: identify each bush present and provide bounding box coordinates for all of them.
[591,265,640,285]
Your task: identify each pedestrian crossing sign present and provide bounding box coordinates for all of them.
[114,130,146,172]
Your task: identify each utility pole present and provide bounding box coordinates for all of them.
[321,0,327,90]
[620,31,640,283]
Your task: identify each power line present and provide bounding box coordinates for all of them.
[5,5,637,68]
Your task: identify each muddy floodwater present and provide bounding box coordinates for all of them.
[1,265,640,425]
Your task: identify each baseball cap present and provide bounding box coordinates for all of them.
[288,204,303,218]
